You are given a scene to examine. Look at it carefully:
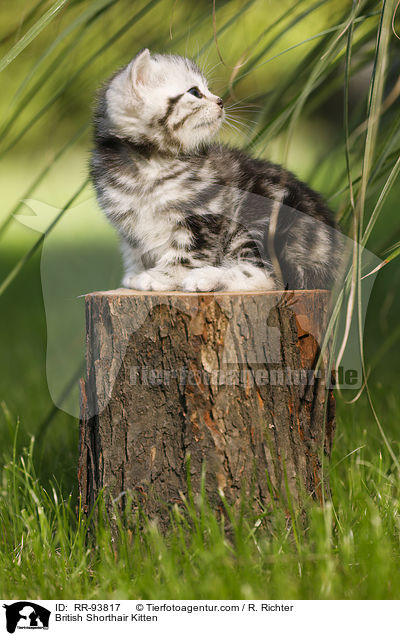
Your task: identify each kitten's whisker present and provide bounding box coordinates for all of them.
[225,101,259,107]
[225,104,259,108]
[205,60,223,76]
[225,96,259,107]
[225,105,260,112]
[225,116,251,129]
[206,71,218,83]
[224,115,255,130]
[225,110,260,117]
[228,119,259,129]
[199,48,212,76]
[223,119,248,137]
[226,112,258,123]
[199,51,219,78]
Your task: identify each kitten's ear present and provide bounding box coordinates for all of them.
[130,49,152,94]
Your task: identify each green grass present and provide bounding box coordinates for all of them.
[0,389,399,599]
[1,0,400,600]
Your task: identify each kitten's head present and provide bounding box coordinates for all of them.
[103,49,224,153]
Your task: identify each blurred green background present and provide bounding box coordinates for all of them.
[1,0,399,475]
[1,0,399,473]
[0,0,400,599]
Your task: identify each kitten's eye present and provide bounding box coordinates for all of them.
[187,87,202,98]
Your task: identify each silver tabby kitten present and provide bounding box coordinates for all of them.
[90,49,341,292]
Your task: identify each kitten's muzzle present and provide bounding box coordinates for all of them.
[216,97,224,109]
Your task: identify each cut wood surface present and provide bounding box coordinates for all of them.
[79,289,335,525]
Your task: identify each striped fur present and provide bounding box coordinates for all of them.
[90,49,342,291]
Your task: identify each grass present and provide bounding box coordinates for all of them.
[0,388,399,599]
[1,0,400,600]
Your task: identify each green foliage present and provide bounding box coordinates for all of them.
[0,399,400,600]
[0,0,70,74]
[0,0,400,600]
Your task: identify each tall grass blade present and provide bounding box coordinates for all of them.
[283,1,365,162]
[0,0,48,46]
[0,0,71,74]
[0,0,162,157]
[0,123,88,239]
[362,155,400,247]
[2,0,118,138]
[0,178,89,297]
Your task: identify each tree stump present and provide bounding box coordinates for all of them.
[78,289,335,526]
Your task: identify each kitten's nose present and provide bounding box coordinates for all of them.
[216,97,224,109]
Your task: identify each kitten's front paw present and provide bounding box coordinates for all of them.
[182,265,277,292]
[181,267,225,292]
[122,271,174,291]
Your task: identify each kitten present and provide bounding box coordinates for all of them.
[90,49,342,292]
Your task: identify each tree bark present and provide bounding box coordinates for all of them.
[78,289,335,526]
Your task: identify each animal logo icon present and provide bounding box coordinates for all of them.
[3,602,50,633]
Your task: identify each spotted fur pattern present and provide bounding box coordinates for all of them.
[90,49,342,291]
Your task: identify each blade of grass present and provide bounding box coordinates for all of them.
[0,178,89,298]
[2,0,118,139]
[0,123,88,239]
[362,155,400,247]
[0,0,48,46]
[303,2,396,403]
[283,1,367,163]
[357,0,391,236]
[0,0,162,157]
[234,9,379,84]
[198,0,257,58]
[329,114,400,218]
[247,6,375,152]
[0,26,89,140]
[0,0,71,74]
[344,2,357,211]
[333,3,364,378]
[226,0,326,98]
[353,0,400,473]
